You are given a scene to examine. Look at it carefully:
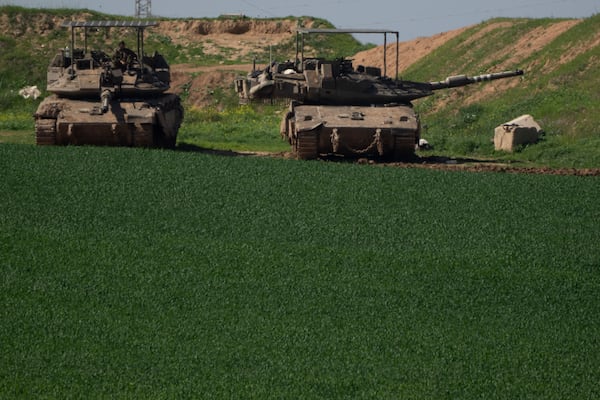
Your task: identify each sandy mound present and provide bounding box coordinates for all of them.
[0,12,94,36]
[353,26,471,74]
[154,18,313,59]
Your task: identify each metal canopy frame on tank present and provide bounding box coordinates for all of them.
[60,20,157,61]
[295,28,400,80]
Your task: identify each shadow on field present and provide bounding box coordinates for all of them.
[176,142,502,165]
[413,155,507,165]
[173,143,600,175]
[176,143,258,157]
[320,153,507,166]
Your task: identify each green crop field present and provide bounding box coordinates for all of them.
[1,144,599,398]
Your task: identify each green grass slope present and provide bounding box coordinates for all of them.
[408,16,600,167]
[1,144,599,397]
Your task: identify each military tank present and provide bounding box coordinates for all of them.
[35,21,183,148]
[235,28,523,159]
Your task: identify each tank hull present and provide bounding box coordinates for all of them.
[281,104,420,159]
[34,94,183,148]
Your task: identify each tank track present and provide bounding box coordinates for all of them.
[295,131,319,160]
[394,135,416,159]
[133,124,155,147]
[150,94,183,149]
[35,118,57,145]
[33,95,183,149]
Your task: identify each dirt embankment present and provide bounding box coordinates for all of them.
[155,18,310,59]
[353,27,471,75]
[186,148,600,176]
[0,11,96,36]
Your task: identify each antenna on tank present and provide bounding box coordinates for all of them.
[135,0,152,18]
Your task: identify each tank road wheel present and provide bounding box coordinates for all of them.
[296,131,319,160]
[35,118,57,145]
[160,134,177,149]
[164,102,184,148]
[393,135,416,159]
[154,96,183,149]
[133,123,154,147]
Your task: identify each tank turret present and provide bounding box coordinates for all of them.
[235,28,524,159]
[236,57,523,105]
[35,21,183,147]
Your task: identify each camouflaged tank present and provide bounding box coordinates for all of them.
[35,21,183,148]
[235,28,523,159]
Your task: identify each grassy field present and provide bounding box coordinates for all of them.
[178,105,290,153]
[1,144,599,398]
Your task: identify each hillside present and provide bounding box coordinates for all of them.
[0,7,599,167]
[400,16,600,165]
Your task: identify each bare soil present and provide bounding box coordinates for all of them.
[178,146,600,176]
[170,65,252,109]
[154,19,309,59]
[353,26,471,75]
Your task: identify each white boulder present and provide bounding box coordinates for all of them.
[494,114,542,152]
[19,85,41,100]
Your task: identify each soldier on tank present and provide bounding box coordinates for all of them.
[113,41,137,70]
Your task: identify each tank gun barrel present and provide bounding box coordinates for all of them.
[429,69,523,90]
[100,89,112,113]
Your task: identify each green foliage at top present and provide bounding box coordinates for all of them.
[0,5,117,17]
[266,17,376,62]
[0,6,166,118]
